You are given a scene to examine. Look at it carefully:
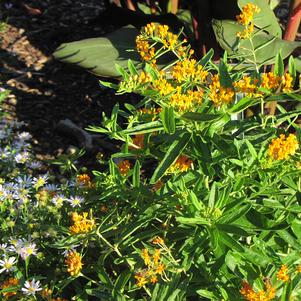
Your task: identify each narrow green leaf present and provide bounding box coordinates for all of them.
[99,79,118,90]
[245,140,257,159]
[220,232,244,252]
[132,160,141,188]
[288,56,296,79]
[115,63,129,80]
[112,270,131,298]
[150,132,191,184]
[127,59,138,75]
[181,112,223,122]
[161,107,176,134]
[219,59,232,88]
[199,48,214,67]
[188,191,203,211]
[230,97,261,113]
[274,51,284,77]
[208,182,216,208]
[176,217,210,226]
[122,121,163,135]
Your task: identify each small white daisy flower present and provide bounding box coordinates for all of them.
[21,278,42,296]
[68,196,84,207]
[0,256,17,273]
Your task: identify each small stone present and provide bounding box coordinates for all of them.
[66,145,78,155]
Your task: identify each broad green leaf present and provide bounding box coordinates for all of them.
[230,97,261,114]
[161,107,176,134]
[212,20,301,67]
[54,26,140,78]
[238,0,282,37]
[150,132,191,183]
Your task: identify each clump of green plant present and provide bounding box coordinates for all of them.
[1,3,301,301]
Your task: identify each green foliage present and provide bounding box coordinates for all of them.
[53,26,140,78]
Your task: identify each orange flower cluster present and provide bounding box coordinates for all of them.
[172,59,208,83]
[209,74,235,107]
[1,278,19,300]
[136,35,156,65]
[131,134,145,149]
[169,88,203,112]
[138,107,162,116]
[169,155,193,173]
[281,73,293,92]
[135,248,165,287]
[76,174,92,188]
[234,76,260,96]
[152,236,165,245]
[117,160,131,176]
[119,71,153,92]
[277,264,290,282]
[65,251,83,276]
[240,281,275,301]
[261,72,281,90]
[268,134,299,161]
[69,212,95,234]
[153,78,174,96]
[142,23,178,50]
[236,3,260,39]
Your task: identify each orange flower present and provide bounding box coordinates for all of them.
[169,155,193,173]
[141,249,151,266]
[65,251,83,276]
[268,134,299,161]
[209,74,234,107]
[152,236,165,245]
[240,280,275,301]
[131,134,144,149]
[117,160,131,176]
[1,278,19,300]
[76,174,92,188]
[277,264,290,282]
[69,212,95,234]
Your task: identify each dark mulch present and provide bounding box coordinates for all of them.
[0,0,135,170]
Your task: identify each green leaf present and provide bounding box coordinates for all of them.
[274,51,284,77]
[219,59,232,88]
[245,140,257,159]
[181,112,223,122]
[188,191,203,211]
[127,59,138,75]
[288,56,296,79]
[220,232,244,252]
[122,121,163,135]
[99,79,119,90]
[132,160,141,188]
[238,0,282,37]
[216,223,249,236]
[54,26,140,78]
[212,20,301,67]
[112,270,131,299]
[150,132,191,183]
[115,63,129,80]
[161,107,176,134]
[199,48,214,67]
[176,216,210,226]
